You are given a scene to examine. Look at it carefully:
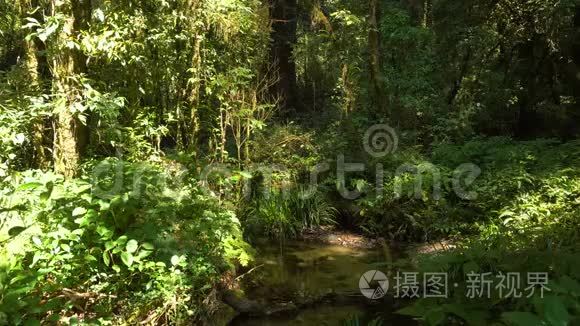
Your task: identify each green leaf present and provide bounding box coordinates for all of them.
[126,239,138,254]
[558,276,580,295]
[40,181,54,202]
[38,23,59,42]
[72,207,87,217]
[105,241,116,251]
[74,217,87,226]
[425,308,445,325]
[138,249,153,259]
[8,226,26,237]
[72,228,84,236]
[17,182,43,191]
[171,255,180,266]
[115,235,128,245]
[97,226,113,239]
[141,242,154,251]
[23,17,40,29]
[93,8,105,22]
[98,200,111,211]
[31,252,42,266]
[32,236,42,246]
[543,296,569,326]
[120,252,133,267]
[502,312,545,326]
[102,252,110,266]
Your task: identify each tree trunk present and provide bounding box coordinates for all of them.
[447,48,471,105]
[188,34,202,151]
[53,12,80,178]
[20,0,49,169]
[421,0,432,28]
[368,0,387,114]
[26,40,49,170]
[269,0,298,114]
[516,34,546,138]
[52,0,89,178]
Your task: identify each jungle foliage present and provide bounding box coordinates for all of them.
[1,0,580,324]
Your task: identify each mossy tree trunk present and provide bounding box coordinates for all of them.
[368,0,387,115]
[20,0,49,170]
[51,0,90,178]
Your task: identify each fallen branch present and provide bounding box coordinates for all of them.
[234,264,264,282]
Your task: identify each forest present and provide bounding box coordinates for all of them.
[1,0,580,325]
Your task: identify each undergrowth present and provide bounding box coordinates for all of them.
[0,159,251,324]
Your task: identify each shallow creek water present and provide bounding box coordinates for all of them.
[217,240,418,325]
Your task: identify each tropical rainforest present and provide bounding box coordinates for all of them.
[1,0,580,325]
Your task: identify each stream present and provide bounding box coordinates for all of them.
[215,240,418,325]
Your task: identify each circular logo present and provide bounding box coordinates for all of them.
[359,270,389,299]
[363,124,398,158]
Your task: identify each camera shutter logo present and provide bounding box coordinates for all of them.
[359,270,389,299]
